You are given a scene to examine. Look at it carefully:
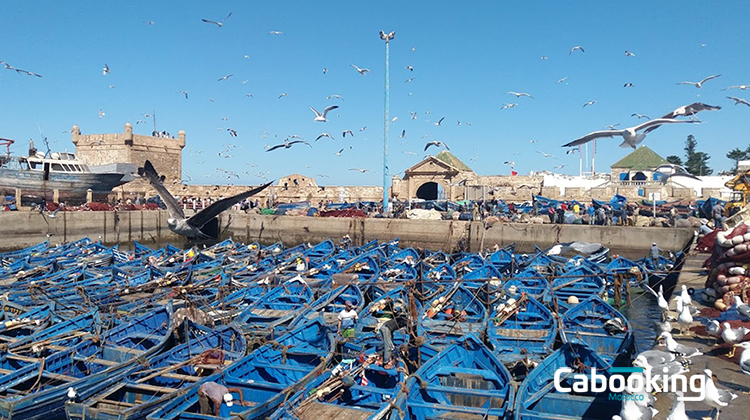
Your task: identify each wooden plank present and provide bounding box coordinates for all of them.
[296,401,373,420]
[250,308,292,318]
[127,383,179,394]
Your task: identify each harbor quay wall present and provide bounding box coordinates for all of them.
[0,210,694,254]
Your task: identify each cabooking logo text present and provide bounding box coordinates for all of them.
[553,366,705,402]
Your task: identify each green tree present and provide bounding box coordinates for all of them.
[726,148,748,175]
[683,135,713,175]
[666,155,683,166]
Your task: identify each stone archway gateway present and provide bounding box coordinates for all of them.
[416,182,443,200]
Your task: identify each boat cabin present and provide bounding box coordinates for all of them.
[18,152,91,178]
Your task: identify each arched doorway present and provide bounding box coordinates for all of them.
[416,182,445,200]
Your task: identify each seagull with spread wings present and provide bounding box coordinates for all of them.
[563,118,701,149]
[507,91,533,98]
[351,64,370,75]
[659,102,721,119]
[727,96,750,107]
[310,105,339,122]
[217,74,233,82]
[342,129,354,138]
[315,133,334,141]
[139,160,270,239]
[424,141,449,151]
[202,12,232,27]
[569,45,585,54]
[433,117,445,126]
[631,113,650,120]
[266,139,312,152]
[349,168,373,173]
[102,63,110,76]
[678,74,721,88]
[652,163,701,184]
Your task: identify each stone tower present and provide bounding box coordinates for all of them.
[72,123,185,185]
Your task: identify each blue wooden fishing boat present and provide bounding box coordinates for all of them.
[66,325,247,420]
[488,294,557,364]
[235,280,314,337]
[514,342,620,420]
[0,305,173,420]
[420,262,456,299]
[288,283,365,331]
[418,285,487,349]
[391,334,514,420]
[561,295,635,366]
[146,315,334,420]
[268,354,406,420]
[548,266,605,313]
[503,267,549,299]
[487,243,515,275]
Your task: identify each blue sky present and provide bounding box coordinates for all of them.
[1,1,748,186]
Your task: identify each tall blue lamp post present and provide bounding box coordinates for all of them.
[379,30,395,213]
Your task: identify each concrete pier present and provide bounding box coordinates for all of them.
[0,210,694,253]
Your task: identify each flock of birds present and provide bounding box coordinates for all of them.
[624,284,750,420]
[5,11,750,186]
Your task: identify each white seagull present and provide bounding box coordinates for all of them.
[434,117,445,126]
[665,392,688,420]
[658,285,669,319]
[349,168,372,173]
[139,160,270,239]
[536,151,554,158]
[102,63,110,76]
[702,368,737,420]
[569,45,585,54]
[342,129,354,138]
[676,301,693,336]
[583,100,596,108]
[631,113,650,120]
[658,332,702,358]
[659,102,721,120]
[501,103,518,110]
[278,92,288,99]
[722,322,750,357]
[727,96,750,107]
[734,342,750,392]
[680,285,692,306]
[424,141,449,151]
[310,105,339,122]
[734,295,750,319]
[178,90,188,99]
[562,118,700,149]
[507,91,533,98]
[217,74,233,81]
[625,50,636,57]
[678,74,721,88]
[723,85,750,91]
[315,133,334,141]
[201,12,232,28]
[268,31,284,35]
[351,64,370,75]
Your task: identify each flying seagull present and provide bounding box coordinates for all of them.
[723,85,750,91]
[178,90,188,99]
[334,148,344,156]
[605,124,621,130]
[537,151,555,158]
[501,103,518,110]
[399,129,406,138]
[350,167,373,173]
[315,133,334,141]
[434,117,445,126]
[569,45,585,54]
[653,163,701,184]
[217,74,233,81]
[659,102,721,119]
[507,91,533,98]
[406,65,413,71]
[310,105,339,122]
[351,64,370,75]
[563,118,700,149]
[582,100,596,108]
[102,63,110,76]
[625,50,635,57]
[631,113,650,120]
[727,96,750,107]
[342,129,354,138]
[278,92,288,99]
[202,12,232,27]
[266,139,311,152]
[678,74,721,88]
[326,94,344,101]
[424,140,449,151]
[623,83,633,88]
[139,160,270,239]
[268,31,284,35]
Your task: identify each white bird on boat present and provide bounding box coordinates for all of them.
[562,119,700,149]
[680,285,692,306]
[309,105,339,122]
[702,368,737,420]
